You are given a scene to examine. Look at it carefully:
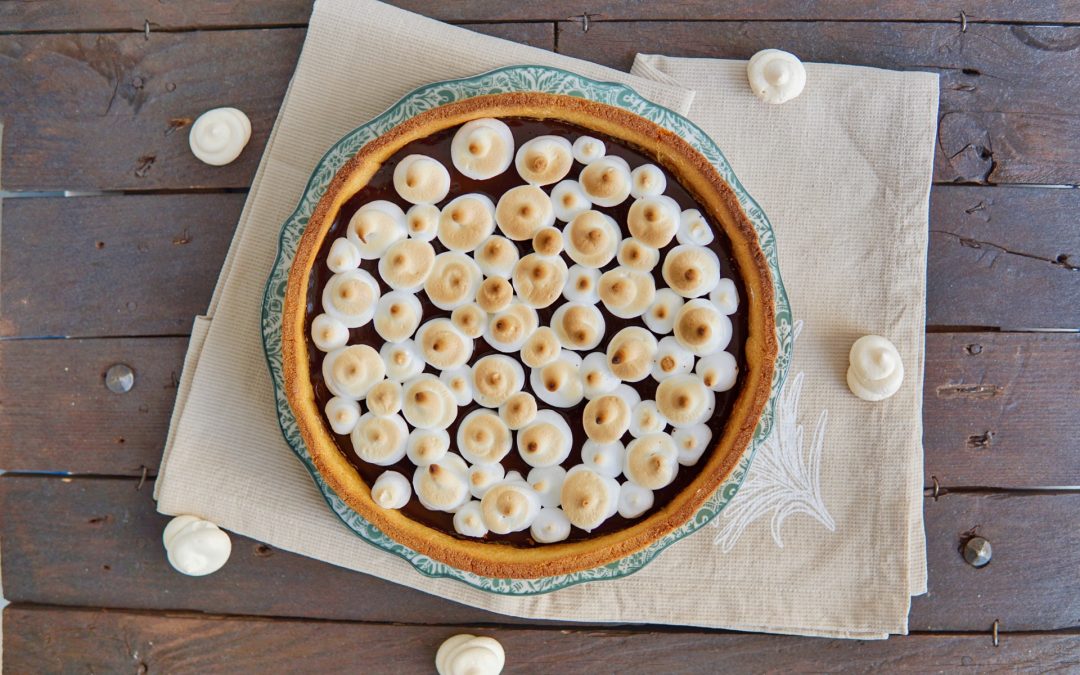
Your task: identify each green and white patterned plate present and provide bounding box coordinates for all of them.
[262,65,793,595]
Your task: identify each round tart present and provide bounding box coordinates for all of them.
[282,92,777,578]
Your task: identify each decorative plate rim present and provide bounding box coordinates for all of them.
[261,64,794,596]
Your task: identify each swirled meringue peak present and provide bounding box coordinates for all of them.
[393,154,450,205]
[451,118,514,180]
[347,201,406,259]
[516,135,573,185]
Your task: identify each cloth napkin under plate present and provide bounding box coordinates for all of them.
[156,0,935,638]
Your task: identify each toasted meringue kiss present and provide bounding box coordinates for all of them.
[405,203,440,241]
[467,462,506,499]
[401,374,458,430]
[598,267,656,319]
[617,237,660,272]
[413,454,470,512]
[530,506,572,543]
[697,351,738,392]
[651,335,696,382]
[674,299,732,356]
[438,194,496,252]
[450,118,514,180]
[564,210,620,268]
[481,476,542,534]
[581,352,621,399]
[439,366,474,406]
[435,634,505,675]
[550,179,593,223]
[425,251,483,311]
[655,373,716,428]
[747,48,806,104]
[347,200,407,258]
[643,288,685,336]
[710,277,740,315]
[323,344,385,399]
[520,326,562,368]
[470,354,525,408]
[378,238,435,292]
[476,275,514,314]
[453,500,489,538]
[474,234,520,278]
[612,383,643,411]
[630,163,667,198]
[517,410,574,468]
[582,394,632,443]
[322,269,380,327]
[627,195,681,249]
[373,291,423,344]
[672,423,713,466]
[483,302,537,353]
[326,237,361,273]
[579,156,632,207]
[381,339,425,382]
[624,432,680,490]
[188,107,251,166]
[527,465,567,509]
[325,396,361,435]
[515,135,574,185]
[562,265,601,305]
[498,391,537,430]
[416,318,473,371]
[406,428,450,466]
[457,409,513,465]
[618,482,654,519]
[572,136,606,164]
[662,244,722,298]
[677,208,715,246]
[350,412,408,466]
[393,154,450,205]
[365,379,403,417]
[551,302,606,351]
[581,439,625,478]
[847,335,905,401]
[371,470,411,510]
[311,313,349,352]
[495,184,555,241]
[532,226,564,256]
[451,303,486,339]
[629,400,668,437]
[512,253,568,309]
[560,465,620,532]
[530,352,584,408]
[606,326,659,382]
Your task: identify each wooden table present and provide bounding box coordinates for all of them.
[2,1,1078,671]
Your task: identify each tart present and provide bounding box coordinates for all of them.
[282,92,777,578]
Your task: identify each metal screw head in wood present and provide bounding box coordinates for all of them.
[963,536,992,567]
[105,364,135,393]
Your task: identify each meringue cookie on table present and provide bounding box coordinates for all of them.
[393,154,450,205]
[370,470,411,510]
[531,506,572,544]
[747,48,807,105]
[163,515,232,576]
[435,634,505,675]
[560,465,620,532]
[515,135,574,185]
[847,335,905,401]
[451,118,515,180]
[188,107,251,166]
[550,179,592,223]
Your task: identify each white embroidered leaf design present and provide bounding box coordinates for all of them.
[714,322,835,552]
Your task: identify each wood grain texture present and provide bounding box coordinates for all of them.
[0,23,554,191]
[3,0,1080,31]
[2,475,1077,631]
[4,332,1077,486]
[5,605,1079,674]
[557,21,1080,186]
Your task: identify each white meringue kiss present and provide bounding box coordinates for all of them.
[618,482,654,519]
[697,351,738,392]
[347,201,406,259]
[672,423,713,467]
[624,433,680,490]
[371,470,411,510]
[581,352,620,399]
[325,396,361,435]
[451,118,515,180]
[651,335,695,382]
[480,476,541,534]
[655,374,716,428]
[453,501,489,538]
[572,136,605,164]
[643,288,685,336]
[560,465,620,532]
[674,299,732,356]
[530,506,572,544]
[527,465,567,508]
[326,237,361,273]
[662,244,722,298]
[350,412,408,466]
[322,345,385,399]
[563,264,601,305]
[630,163,667,198]
[677,208,715,246]
[401,374,458,430]
[517,410,573,468]
[847,335,905,401]
[457,409,513,465]
[416,318,473,371]
[393,154,450,205]
[579,156,631,207]
[581,440,625,479]
[373,291,423,343]
[310,313,349,352]
[471,354,526,408]
[474,235,520,278]
[747,48,806,105]
[439,366,474,406]
[406,428,450,467]
[710,278,740,315]
[629,400,668,437]
[515,135,573,186]
[163,515,232,576]
[322,269,380,328]
[405,203,440,241]
[188,107,251,166]
[439,194,496,252]
[550,179,593,223]
[425,251,483,311]
[380,339,425,382]
[530,352,584,408]
[413,454,470,513]
[435,634,505,675]
[467,462,506,499]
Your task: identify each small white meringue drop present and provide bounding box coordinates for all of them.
[450,118,515,181]
[629,400,668,438]
[322,269,381,328]
[326,237,361,273]
[651,336,695,382]
[655,374,715,429]
[563,264,602,305]
[662,244,722,299]
[697,351,739,392]
[581,352,620,399]
[527,465,567,508]
[439,194,497,252]
[440,366,474,406]
[467,462,506,499]
[579,155,632,207]
[617,237,660,272]
[435,634,505,675]
[747,48,807,105]
[322,345,385,400]
[710,278,740,315]
[346,201,407,259]
[530,351,584,408]
[550,179,593,223]
[674,299,732,356]
[350,412,408,466]
[393,154,450,205]
[612,383,642,410]
[572,136,606,164]
[517,410,574,468]
[380,339,425,382]
[672,424,713,467]
[618,482,654,519]
[847,335,905,401]
[582,440,625,479]
[480,476,542,534]
[310,313,349,352]
[474,234,520,278]
[560,465,620,532]
[643,288,685,336]
[188,107,251,166]
[405,203,440,241]
[373,291,423,344]
[163,515,232,576]
[515,135,574,185]
[677,208,716,246]
[456,409,513,465]
[371,471,411,510]
[413,453,470,513]
[530,507,572,544]
[324,396,361,435]
[471,354,526,408]
[630,164,667,198]
[406,428,450,467]
[453,501,489,538]
[624,433,680,490]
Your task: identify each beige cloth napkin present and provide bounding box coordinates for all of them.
[157,0,935,638]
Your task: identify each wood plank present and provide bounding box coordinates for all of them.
[0,24,554,191]
[557,21,1080,186]
[3,331,1077,487]
[3,0,1080,31]
[2,475,1077,631]
[5,606,1079,673]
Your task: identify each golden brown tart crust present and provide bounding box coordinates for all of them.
[282,92,778,578]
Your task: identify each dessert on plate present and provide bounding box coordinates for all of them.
[282,92,777,578]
